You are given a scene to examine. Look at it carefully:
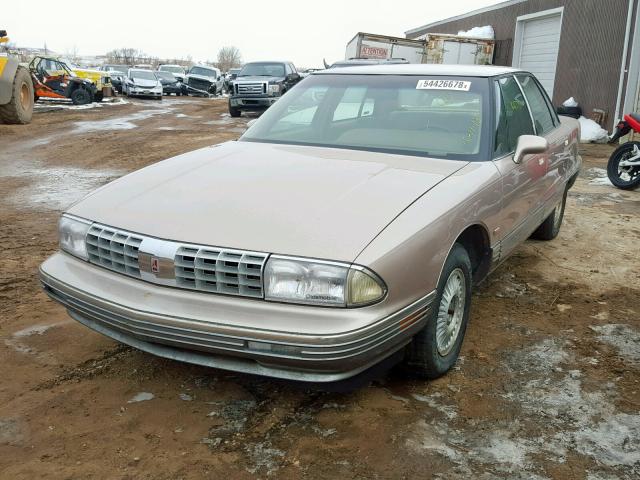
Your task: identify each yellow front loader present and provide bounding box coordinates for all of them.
[0,30,34,124]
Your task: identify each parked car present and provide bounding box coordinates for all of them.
[326,58,410,68]
[228,61,301,117]
[40,65,581,383]
[224,67,241,92]
[156,71,182,96]
[158,64,186,83]
[183,65,224,96]
[124,69,162,99]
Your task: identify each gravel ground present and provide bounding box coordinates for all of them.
[1,96,639,479]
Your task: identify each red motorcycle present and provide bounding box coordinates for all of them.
[607,113,640,189]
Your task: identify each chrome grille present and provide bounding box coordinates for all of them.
[236,82,266,95]
[175,246,266,297]
[84,223,268,299]
[86,226,143,277]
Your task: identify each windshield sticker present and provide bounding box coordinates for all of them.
[416,80,471,91]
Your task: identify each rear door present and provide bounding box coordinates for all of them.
[492,75,547,259]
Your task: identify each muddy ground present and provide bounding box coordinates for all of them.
[0,96,639,479]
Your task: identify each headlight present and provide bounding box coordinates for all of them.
[59,215,91,260]
[264,256,386,307]
[268,84,281,94]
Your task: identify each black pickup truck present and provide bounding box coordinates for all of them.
[228,61,301,117]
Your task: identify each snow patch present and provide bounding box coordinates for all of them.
[590,324,640,364]
[579,116,609,143]
[127,392,155,403]
[457,25,495,39]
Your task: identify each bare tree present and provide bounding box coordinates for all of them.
[106,47,152,66]
[216,46,242,72]
[65,45,81,64]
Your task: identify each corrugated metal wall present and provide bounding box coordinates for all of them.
[407,0,635,129]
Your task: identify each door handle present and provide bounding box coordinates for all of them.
[538,158,545,166]
[564,139,569,146]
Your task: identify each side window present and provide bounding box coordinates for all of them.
[494,76,534,155]
[289,63,297,74]
[284,64,292,75]
[516,74,556,134]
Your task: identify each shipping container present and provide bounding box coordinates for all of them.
[345,33,426,64]
[345,32,495,66]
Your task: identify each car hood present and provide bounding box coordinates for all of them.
[132,78,159,88]
[68,142,467,262]
[187,73,215,82]
[235,76,283,83]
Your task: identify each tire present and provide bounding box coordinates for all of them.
[0,66,34,124]
[405,244,473,379]
[531,189,567,240]
[607,141,640,190]
[229,105,241,117]
[70,88,91,105]
[94,93,103,103]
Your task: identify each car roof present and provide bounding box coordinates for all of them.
[314,64,523,77]
[244,61,291,64]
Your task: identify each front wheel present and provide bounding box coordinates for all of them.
[229,105,241,117]
[70,88,92,105]
[405,243,472,379]
[607,141,640,190]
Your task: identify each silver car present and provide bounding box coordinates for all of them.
[40,65,581,382]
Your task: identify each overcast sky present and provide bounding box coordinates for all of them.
[6,0,502,67]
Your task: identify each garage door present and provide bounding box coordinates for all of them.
[514,12,562,96]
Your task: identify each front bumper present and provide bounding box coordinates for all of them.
[40,252,433,382]
[230,95,279,110]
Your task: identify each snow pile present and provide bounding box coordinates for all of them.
[579,116,608,143]
[457,25,495,39]
[563,97,579,107]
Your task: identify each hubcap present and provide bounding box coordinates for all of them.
[436,268,466,356]
[553,200,563,229]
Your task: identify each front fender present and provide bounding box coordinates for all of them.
[354,161,502,312]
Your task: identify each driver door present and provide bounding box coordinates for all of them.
[492,75,549,260]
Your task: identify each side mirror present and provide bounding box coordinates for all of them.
[514,135,548,164]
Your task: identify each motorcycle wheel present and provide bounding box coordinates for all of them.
[607,141,640,190]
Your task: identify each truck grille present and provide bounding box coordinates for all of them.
[86,226,143,277]
[175,246,267,297]
[236,82,266,95]
[84,223,268,299]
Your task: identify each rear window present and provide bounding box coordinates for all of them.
[241,74,490,160]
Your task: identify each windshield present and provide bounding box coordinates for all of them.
[239,62,285,77]
[160,65,184,74]
[130,70,157,81]
[156,71,176,80]
[241,74,490,160]
[190,66,216,77]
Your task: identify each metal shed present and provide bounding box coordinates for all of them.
[406,0,640,130]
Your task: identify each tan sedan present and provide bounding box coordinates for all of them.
[40,65,581,382]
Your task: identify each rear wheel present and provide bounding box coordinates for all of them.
[0,66,34,124]
[531,189,567,240]
[607,141,640,190]
[70,88,91,105]
[405,244,472,379]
